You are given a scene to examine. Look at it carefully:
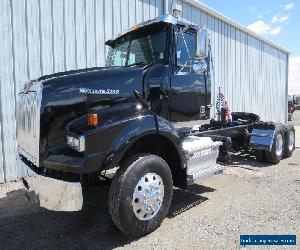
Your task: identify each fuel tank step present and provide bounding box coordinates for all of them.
[186,164,224,185]
[182,136,223,185]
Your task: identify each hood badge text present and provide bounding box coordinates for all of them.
[79,88,120,95]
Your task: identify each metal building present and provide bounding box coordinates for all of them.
[0,0,289,183]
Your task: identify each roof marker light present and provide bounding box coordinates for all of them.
[172,2,182,18]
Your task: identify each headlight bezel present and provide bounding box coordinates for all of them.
[67,135,85,152]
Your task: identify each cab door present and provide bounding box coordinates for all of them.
[170,30,207,122]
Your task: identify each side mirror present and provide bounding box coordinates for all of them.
[195,28,209,60]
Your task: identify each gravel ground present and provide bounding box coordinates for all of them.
[292,110,300,126]
[0,113,299,249]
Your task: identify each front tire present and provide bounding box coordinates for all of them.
[108,154,173,237]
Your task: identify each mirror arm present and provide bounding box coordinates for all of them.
[177,58,191,75]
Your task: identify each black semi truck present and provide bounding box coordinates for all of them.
[17,14,295,237]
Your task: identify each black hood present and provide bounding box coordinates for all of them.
[40,66,145,151]
[41,66,145,110]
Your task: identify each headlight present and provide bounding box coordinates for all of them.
[67,135,85,152]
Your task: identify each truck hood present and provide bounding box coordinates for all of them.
[41,66,145,108]
[39,66,145,151]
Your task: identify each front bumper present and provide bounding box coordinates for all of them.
[19,144,105,174]
[43,150,105,174]
[22,175,83,212]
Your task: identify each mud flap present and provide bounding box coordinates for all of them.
[22,175,83,212]
[250,128,275,151]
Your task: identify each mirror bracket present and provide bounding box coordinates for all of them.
[193,59,207,74]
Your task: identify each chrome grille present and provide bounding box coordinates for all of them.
[17,82,42,167]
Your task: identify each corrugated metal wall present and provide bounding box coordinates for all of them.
[0,0,288,183]
[0,0,163,183]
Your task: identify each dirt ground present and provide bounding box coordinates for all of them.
[0,112,299,249]
[292,110,300,127]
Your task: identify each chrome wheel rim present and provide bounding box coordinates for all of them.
[275,133,283,156]
[132,173,164,221]
[288,131,295,151]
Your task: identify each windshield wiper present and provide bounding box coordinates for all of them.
[126,62,150,67]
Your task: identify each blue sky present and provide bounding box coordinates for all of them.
[202,0,300,94]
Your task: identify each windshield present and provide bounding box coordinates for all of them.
[106,25,167,67]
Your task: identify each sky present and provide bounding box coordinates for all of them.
[202,0,300,95]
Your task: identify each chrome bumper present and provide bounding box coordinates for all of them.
[22,175,83,212]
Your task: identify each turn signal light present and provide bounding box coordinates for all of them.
[88,113,98,126]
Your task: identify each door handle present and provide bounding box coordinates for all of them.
[160,91,168,100]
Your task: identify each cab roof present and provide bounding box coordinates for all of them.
[106,14,199,46]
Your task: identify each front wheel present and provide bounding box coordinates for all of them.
[108,154,173,237]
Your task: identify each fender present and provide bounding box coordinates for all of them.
[52,107,186,174]
[45,106,159,174]
[102,114,157,169]
[101,114,186,170]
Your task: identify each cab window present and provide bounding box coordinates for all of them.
[176,31,196,70]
